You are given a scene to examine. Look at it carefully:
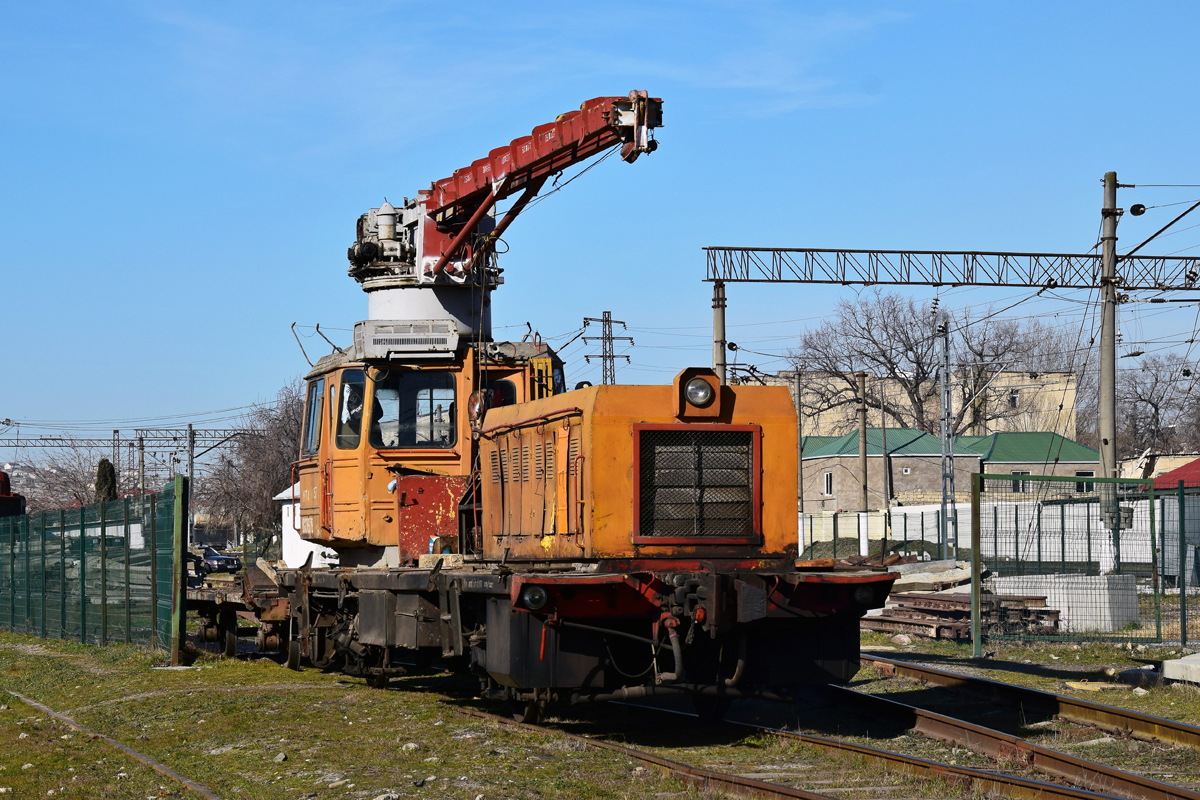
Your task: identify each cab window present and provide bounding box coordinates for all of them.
[302,378,325,456]
[335,370,366,450]
[369,371,456,449]
[488,379,517,408]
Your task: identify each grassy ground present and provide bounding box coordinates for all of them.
[0,632,719,799]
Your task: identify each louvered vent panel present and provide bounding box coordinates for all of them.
[638,429,754,539]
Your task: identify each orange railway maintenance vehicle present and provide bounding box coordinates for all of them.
[254,91,896,721]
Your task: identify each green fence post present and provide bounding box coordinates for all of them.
[40,512,47,638]
[1161,495,1168,589]
[124,497,131,644]
[1181,480,1188,649]
[972,474,982,658]
[149,494,158,649]
[832,513,838,559]
[170,477,187,666]
[79,508,87,644]
[100,502,108,645]
[59,510,66,639]
[24,515,31,632]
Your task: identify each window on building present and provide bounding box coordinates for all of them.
[301,378,325,456]
[1011,470,1031,492]
[901,467,911,475]
[1075,470,1095,493]
[1008,389,1020,409]
[369,371,457,449]
[335,370,366,450]
[823,471,833,496]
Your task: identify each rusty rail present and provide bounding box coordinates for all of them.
[863,655,1200,750]
[826,684,1200,800]
[466,703,1133,800]
[455,706,830,799]
[8,690,221,800]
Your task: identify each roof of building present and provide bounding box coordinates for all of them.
[1152,457,1200,489]
[802,428,1098,463]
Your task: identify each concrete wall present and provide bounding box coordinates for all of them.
[803,454,981,512]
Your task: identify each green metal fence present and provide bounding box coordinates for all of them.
[969,473,1163,646]
[0,477,186,657]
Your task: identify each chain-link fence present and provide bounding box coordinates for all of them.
[0,477,186,654]
[1153,479,1200,647]
[970,473,1163,644]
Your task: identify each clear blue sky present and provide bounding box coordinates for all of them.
[3,1,1200,445]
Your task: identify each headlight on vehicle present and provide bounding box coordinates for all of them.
[852,586,875,606]
[521,585,549,611]
[684,377,714,407]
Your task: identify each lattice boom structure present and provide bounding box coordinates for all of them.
[704,247,1200,290]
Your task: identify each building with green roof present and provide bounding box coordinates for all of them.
[803,428,1098,512]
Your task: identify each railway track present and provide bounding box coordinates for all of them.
[825,684,1200,800]
[452,654,1200,800]
[461,701,1169,800]
[861,655,1200,750]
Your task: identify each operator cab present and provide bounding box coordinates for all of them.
[295,343,565,567]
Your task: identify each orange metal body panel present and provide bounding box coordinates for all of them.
[479,383,798,561]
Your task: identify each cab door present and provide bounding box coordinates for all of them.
[297,376,329,542]
[329,369,368,540]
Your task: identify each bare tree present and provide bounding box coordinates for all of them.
[1118,353,1199,460]
[791,290,1088,436]
[204,380,304,554]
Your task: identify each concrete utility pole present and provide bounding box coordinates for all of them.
[186,423,195,547]
[879,381,890,508]
[938,313,956,559]
[137,436,145,496]
[794,370,804,513]
[1099,171,1121,555]
[112,429,119,492]
[857,371,869,512]
[712,281,727,385]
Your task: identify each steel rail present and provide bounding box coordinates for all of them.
[7,690,222,800]
[863,655,1200,750]
[826,684,1200,800]
[455,706,831,799]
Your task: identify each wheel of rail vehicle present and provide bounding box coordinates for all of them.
[286,639,302,671]
[512,699,547,725]
[218,609,237,659]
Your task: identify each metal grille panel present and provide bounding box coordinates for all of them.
[639,429,754,538]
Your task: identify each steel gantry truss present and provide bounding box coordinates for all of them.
[703,247,1200,290]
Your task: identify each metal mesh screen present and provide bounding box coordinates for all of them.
[639,429,754,538]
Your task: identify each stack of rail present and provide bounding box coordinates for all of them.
[862,592,1060,640]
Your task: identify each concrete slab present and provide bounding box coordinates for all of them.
[1162,652,1200,684]
[990,574,1139,633]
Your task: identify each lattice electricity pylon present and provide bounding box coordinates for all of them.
[582,311,634,385]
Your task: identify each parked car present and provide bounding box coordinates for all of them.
[202,546,242,573]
